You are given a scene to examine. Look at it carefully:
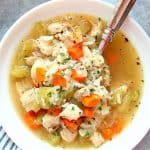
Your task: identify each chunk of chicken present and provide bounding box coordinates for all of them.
[83,36,96,46]
[16,78,32,96]
[60,103,83,120]
[43,61,59,86]
[90,22,102,37]
[32,50,46,58]
[74,87,90,101]
[82,46,92,58]
[60,128,77,142]
[86,76,111,100]
[35,36,54,56]
[111,85,128,105]
[100,64,111,87]
[55,29,73,42]
[25,56,37,66]
[25,50,47,66]
[48,22,68,35]
[42,114,60,133]
[92,49,104,67]
[31,58,58,82]
[90,132,104,147]
[73,63,88,78]
[79,118,98,136]
[20,88,40,112]
[101,105,110,116]
[51,41,68,58]
[80,48,104,69]
[48,22,75,42]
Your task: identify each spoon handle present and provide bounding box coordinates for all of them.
[99,0,136,52]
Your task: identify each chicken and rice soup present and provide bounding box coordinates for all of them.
[9,14,143,148]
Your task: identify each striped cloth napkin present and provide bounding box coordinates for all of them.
[0,0,116,149]
[0,125,20,150]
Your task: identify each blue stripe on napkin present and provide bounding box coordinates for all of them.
[0,125,19,150]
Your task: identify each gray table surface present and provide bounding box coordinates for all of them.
[0,0,150,150]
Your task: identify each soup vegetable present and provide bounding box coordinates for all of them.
[10,14,143,148]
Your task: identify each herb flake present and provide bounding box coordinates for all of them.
[98,106,102,111]
[60,52,65,57]
[85,131,91,137]
[72,106,75,110]
[58,86,65,98]
[48,102,53,107]
[47,92,52,97]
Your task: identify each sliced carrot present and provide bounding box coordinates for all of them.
[62,118,83,132]
[83,107,94,118]
[68,42,83,60]
[111,119,123,134]
[24,111,41,130]
[32,80,39,88]
[103,52,118,65]
[100,119,124,140]
[52,70,67,87]
[37,109,47,115]
[100,128,113,140]
[81,94,101,107]
[47,107,62,116]
[71,69,86,83]
[36,67,46,83]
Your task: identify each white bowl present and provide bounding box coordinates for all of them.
[0,0,150,149]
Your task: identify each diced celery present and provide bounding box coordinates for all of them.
[70,16,92,35]
[11,65,30,78]
[38,87,52,100]
[48,132,61,146]
[22,39,34,57]
[110,85,128,106]
[31,22,48,38]
[75,19,92,35]
[16,39,35,65]
[117,90,140,113]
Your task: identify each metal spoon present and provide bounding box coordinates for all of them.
[99,0,136,53]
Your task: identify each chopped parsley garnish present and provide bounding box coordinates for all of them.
[68,66,73,69]
[60,52,65,57]
[95,35,98,40]
[85,131,91,137]
[80,127,84,130]
[71,106,75,110]
[62,57,71,64]
[97,70,100,74]
[61,72,65,76]
[48,102,53,107]
[58,86,65,98]
[47,92,52,97]
[62,106,65,110]
[98,106,102,111]
[87,121,91,125]
[60,53,71,64]
[90,89,95,92]
[98,17,101,21]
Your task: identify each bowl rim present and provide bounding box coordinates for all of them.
[0,0,150,149]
